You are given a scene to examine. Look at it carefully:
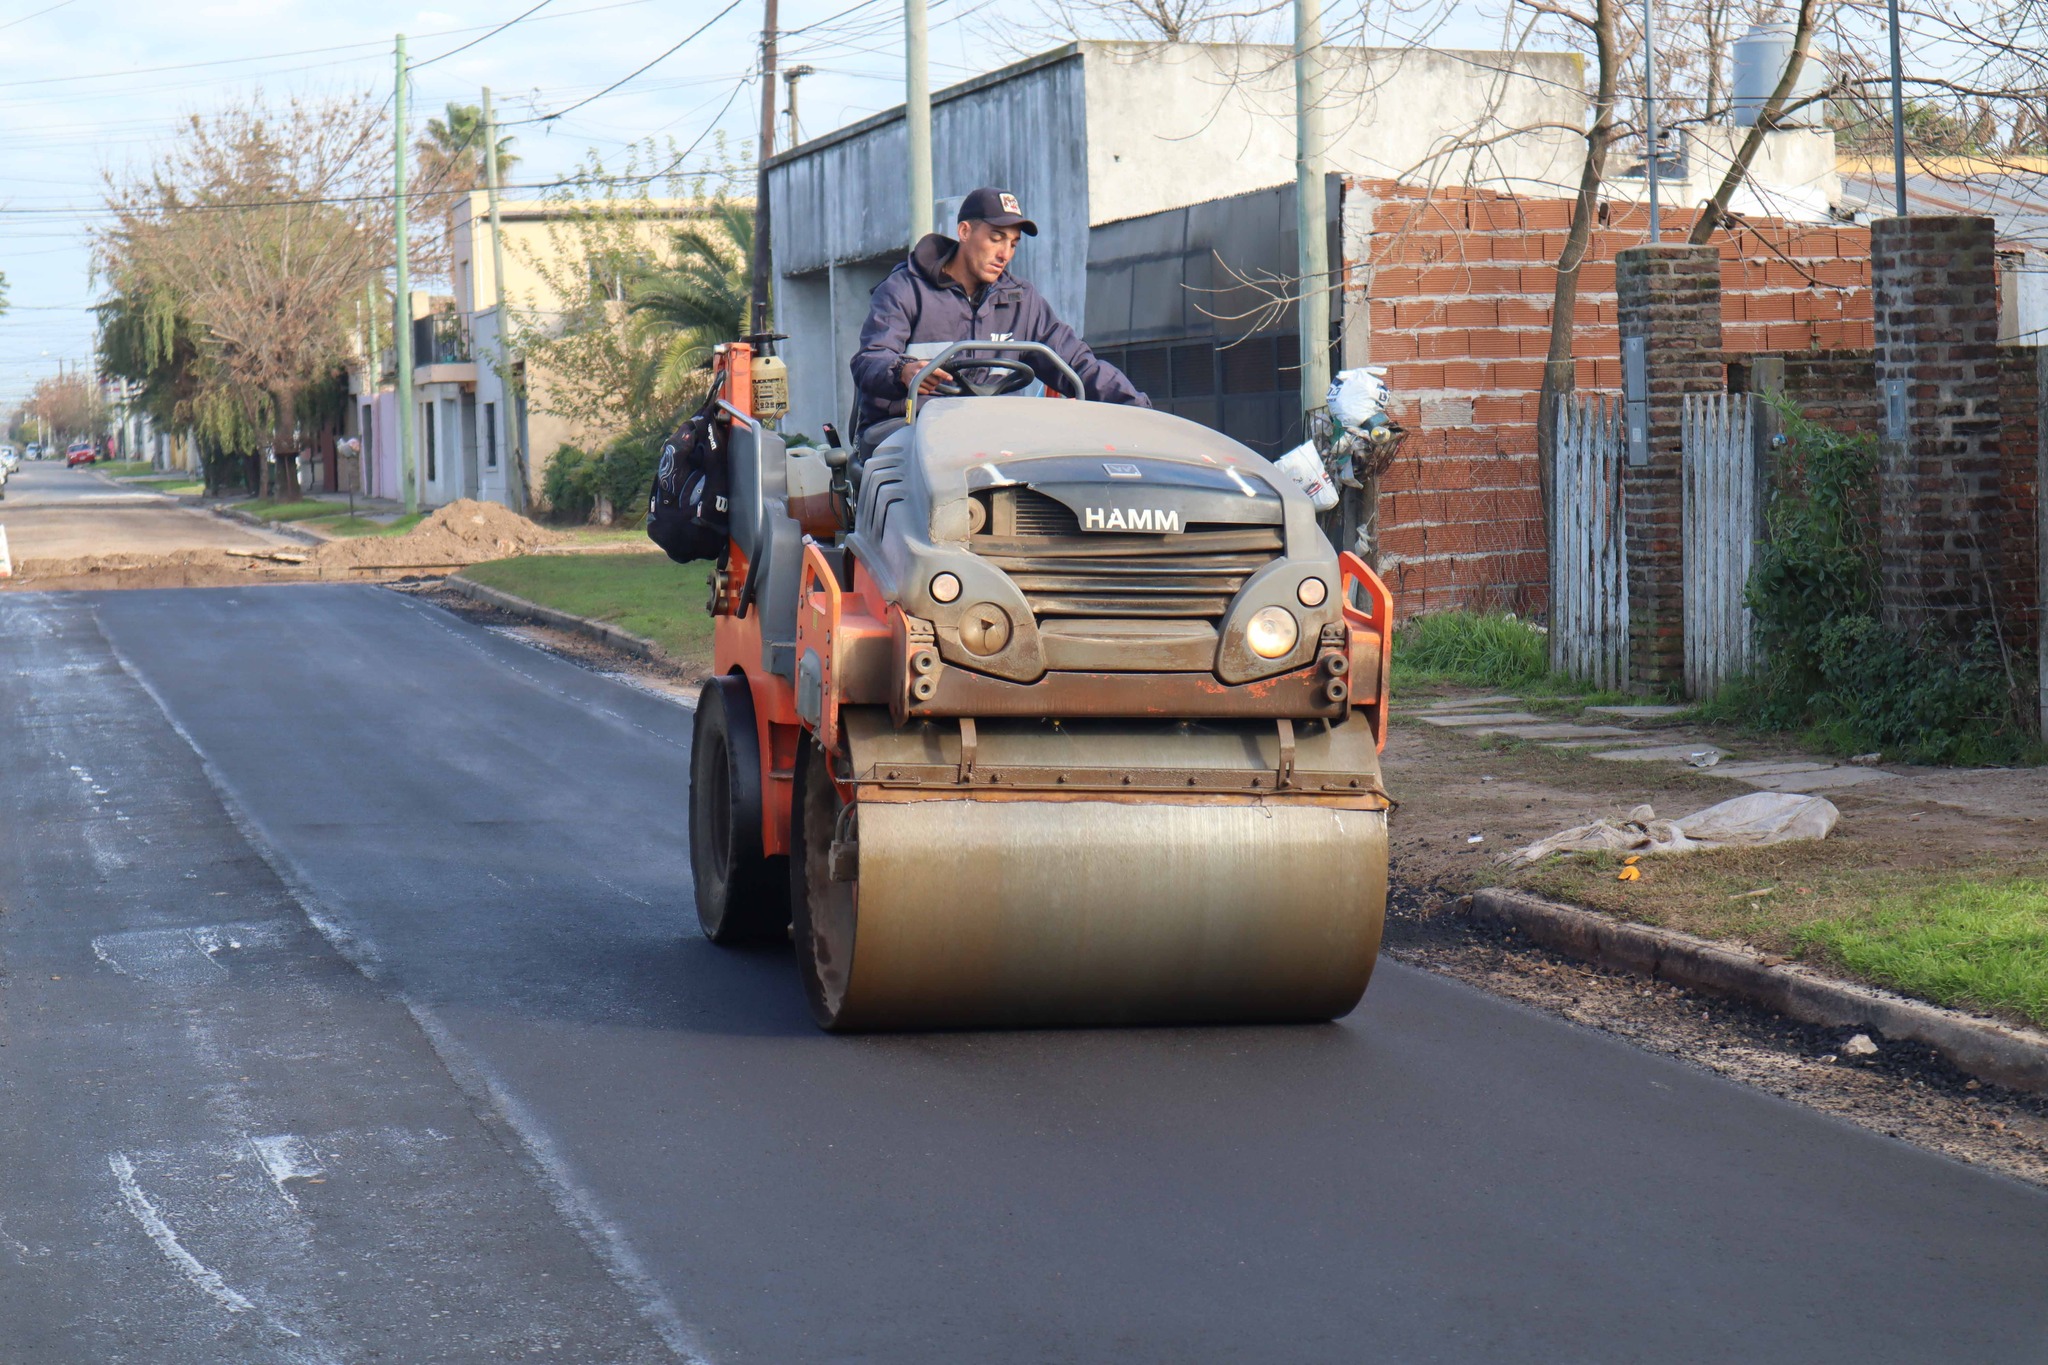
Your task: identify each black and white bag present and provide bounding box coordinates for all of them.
[646,397,730,564]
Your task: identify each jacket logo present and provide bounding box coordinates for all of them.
[1084,506,1180,533]
[989,332,1014,341]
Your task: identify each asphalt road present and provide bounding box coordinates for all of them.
[0,462,282,559]
[3,584,2045,1364]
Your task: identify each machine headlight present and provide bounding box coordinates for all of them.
[930,572,962,603]
[1246,606,1299,659]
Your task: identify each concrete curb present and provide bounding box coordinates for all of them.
[1469,887,2048,1095]
[444,573,690,672]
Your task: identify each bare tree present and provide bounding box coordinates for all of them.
[101,93,390,501]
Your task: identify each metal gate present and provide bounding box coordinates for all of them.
[1681,392,1757,697]
[1550,395,1629,690]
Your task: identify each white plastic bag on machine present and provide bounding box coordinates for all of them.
[1327,367,1392,434]
[1501,792,1840,869]
[1273,441,1340,510]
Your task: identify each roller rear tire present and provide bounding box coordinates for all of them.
[689,675,790,944]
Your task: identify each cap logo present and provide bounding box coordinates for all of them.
[999,193,1020,215]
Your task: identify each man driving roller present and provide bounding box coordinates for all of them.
[849,186,1150,442]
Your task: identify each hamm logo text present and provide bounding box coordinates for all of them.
[1084,506,1181,533]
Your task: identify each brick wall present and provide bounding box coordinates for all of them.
[1343,178,1874,617]
[1618,245,1724,689]
[1870,215,2004,638]
[1998,348,2041,663]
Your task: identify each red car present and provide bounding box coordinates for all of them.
[65,442,95,467]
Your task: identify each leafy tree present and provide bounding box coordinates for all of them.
[99,92,390,500]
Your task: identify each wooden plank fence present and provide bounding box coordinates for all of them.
[1550,395,1629,690]
[1681,392,1757,698]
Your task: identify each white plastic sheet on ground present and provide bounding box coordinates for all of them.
[1503,792,1839,869]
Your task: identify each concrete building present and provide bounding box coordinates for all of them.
[350,192,723,512]
[765,40,1588,441]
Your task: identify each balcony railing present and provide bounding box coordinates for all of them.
[413,312,472,367]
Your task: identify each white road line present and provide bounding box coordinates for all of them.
[107,1152,258,1317]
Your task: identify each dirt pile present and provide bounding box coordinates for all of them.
[4,501,567,590]
[311,499,564,569]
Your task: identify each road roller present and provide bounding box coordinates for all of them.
[687,337,1394,1030]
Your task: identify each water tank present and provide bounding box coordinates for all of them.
[1731,22,1826,126]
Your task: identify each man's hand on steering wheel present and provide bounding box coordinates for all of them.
[901,359,954,396]
[909,355,1040,399]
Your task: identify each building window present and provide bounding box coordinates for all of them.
[483,402,498,469]
[423,403,437,482]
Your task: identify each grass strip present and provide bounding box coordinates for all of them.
[462,553,713,669]
[1795,878,2048,1026]
[299,511,424,538]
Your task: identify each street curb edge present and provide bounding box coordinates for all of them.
[444,573,690,674]
[1468,887,2048,1095]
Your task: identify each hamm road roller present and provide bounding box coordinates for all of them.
[683,338,1394,1030]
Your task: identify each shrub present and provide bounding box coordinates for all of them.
[540,432,660,525]
[1711,405,2038,765]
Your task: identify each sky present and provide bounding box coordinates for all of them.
[0,0,1006,408]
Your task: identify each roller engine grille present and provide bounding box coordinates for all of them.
[973,488,1282,618]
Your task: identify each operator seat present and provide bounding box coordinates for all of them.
[725,414,803,680]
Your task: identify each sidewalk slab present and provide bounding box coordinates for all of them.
[1476,723,1637,741]
[1582,704,1690,720]
[1710,760,1835,779]
[1743,767,1896,792]
[1592,744,1727,763]
[1419,711,1544,728]
[1416,694,1522,712]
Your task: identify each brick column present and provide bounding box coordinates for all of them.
[1870,215,2003,639]
[1616,244,1723,691]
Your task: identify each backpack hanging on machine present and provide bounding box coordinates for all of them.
[646,395,730,564]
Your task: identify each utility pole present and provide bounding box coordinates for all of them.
[394,34,417,514]
[1645,0,1660,240]
[905,0,932,245]
[1295,0,1329,437]
[1886,0,1908,215]
[783,64,815,146]
[482,86,527,515]
[751,0,778,333]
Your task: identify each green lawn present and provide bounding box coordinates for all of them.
[98,460,162,477]
[1796,877,2048,1027]
[235,499,346,522]
[461,553,713,668]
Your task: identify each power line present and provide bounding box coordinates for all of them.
[511,0,749,125]
[411,0,559,70]
[0,0,655,93]
[0,0,77,32]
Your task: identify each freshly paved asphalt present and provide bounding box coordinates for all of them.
[2,583,2045,1363]
[0,462,281,558]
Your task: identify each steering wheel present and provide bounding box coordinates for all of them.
[931,357,1040,398]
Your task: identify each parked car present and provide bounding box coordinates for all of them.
[0,445,17,472]
[65,441,95,467]
[24,442,42,461]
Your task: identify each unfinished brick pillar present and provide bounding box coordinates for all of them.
[1615,244,1723,691]
[1870,215,2003,639]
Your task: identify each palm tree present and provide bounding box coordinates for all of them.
[626,199,753,408]
[414,102,521,275]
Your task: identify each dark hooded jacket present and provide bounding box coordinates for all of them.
[849,233,1150,434]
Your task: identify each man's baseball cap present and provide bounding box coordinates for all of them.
[958,186,1038,236]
